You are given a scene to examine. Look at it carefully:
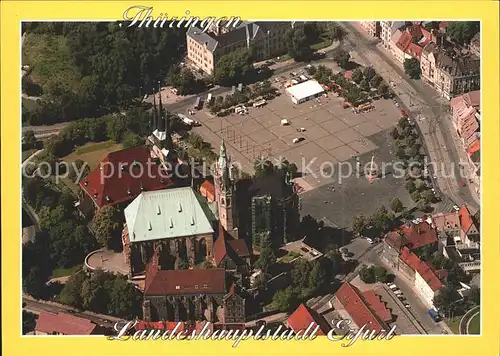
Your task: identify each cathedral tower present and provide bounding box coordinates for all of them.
[214,140,237,233]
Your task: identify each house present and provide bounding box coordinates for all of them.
[35,312,97,335]
[458,205,480,247]
[383,221,438,269]
[78,146,175,215]
[390,24,428,63]
[359,21,380,37]
[122,187,216,276]
[285,303,331,335]
[142,256,246,323]
[380,21,406,49]
[213,224,251,274]
[330,282,391,332]
[186,22,300,75]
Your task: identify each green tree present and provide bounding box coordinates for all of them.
[23,265,49,300]
[390,197,404,213]
[22,311,37,335]
[351,68,363,84]
[59,270,87,308]
[468,286,480,306]
[255,236,276,273]
[446,21,480,45]
[352,214,367,235]
[374,266,388,282]
[433,285,459,318]
[122,132,143,149]
[403,58,421,79]
[332,48,351,69]
[92,206,123,249]
[363,67,375,81]
[360,79,370,91]
[107,275,142,318]
[359,265,376,283]
[421,189,435,204]
[377,82,389,97]
[410,190,421,202]
[291,259,313,288]
[370,75,382,88]
[309,259,328,291]
[272,288,298,312]
[286,27,314,61]
[23,130,38,148]
[214,49,254,86]
[106,115,132,143]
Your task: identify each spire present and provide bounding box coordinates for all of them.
[157,80,166,133]
[218,140,228,170]
[152,88,158,131]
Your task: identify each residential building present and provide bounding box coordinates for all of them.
[35,312,97,335]
[420,40,480,100]
[78,146,175,216]
[285,303,331,335]
[383,221,439,269]
[122,187,216,276]
[142,254,246,323]
[186,22,299,75]
[390,24,431,63]
[458,205,480,247]
[469,32,480,57]
[359,21,381,37]
[329,282,392,332]
[380,21,406,49]
[450,90,481,192]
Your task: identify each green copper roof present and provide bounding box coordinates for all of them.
[124,187,214,243]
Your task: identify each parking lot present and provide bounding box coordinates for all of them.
[189,72,403,191]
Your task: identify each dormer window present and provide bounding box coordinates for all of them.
[157,205,161,215]
[127,188,132,195]
[148,221,152,231]
[178,203,182,212]
[191,217,195,226]
[140,184,144,191]
[170,219,174,228]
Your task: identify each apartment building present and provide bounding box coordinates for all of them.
[186,22,299,75]
[380,21,406,49]
[359,21,380,37]
[420,38,480,100]
[389,24,432,64]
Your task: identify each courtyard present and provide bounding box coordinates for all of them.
[189,80,403,194]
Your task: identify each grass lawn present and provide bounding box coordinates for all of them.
[23,33,80,90]
[63,141,123,170]
[445,316,462,334]
[51,264,82,278]
[311,40,332,51]
[468,313,480,334]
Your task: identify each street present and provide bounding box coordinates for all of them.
[340,22,479,212]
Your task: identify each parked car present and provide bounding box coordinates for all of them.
[394,290,403,295]
[366,237,374,244]
[388,284,397,290]
[453,205,460,211]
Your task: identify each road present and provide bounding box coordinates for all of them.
[23,297,121,329]
[340,22,479,212]
[23,123,69,138]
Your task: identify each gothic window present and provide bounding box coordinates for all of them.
[198,238,207,263]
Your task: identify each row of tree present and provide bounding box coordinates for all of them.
[352,205,396,237]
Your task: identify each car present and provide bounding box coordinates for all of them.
[388,284,397,290]
[366,237,374,244]
[292,137,305,144]
[394,291,403,296]
[453,205,460,211]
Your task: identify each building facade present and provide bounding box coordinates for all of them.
[186,22,300,75]
[359,21,380,37]
[380,21,406,49]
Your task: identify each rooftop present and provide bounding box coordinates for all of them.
[35,312,96,335]
[458,204,475,234]
[214,224,251,266]
[124,187,214,243]
[80,146,174,209]
[334,282,387,332]
[286,303,331,335]
[400,247,443,292]
[144,267,226,296]
[285,80,325,101]
[385,221,438,251]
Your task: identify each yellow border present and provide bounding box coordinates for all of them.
[2,1,499,355]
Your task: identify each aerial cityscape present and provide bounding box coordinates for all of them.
[21,20,481,337]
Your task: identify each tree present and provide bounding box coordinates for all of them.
[22,311,37,335]
[446,21,480,45]
[359,79,370,91]
[23,130,38,148]
[468,286,480,306]
[214,49,254,86]
[168,67,204,95]
[359,265,376,283]
[255,236,276,273]
[352,214,367,235]
[122,132,143,148]
[309,259,328,291]
[92,206,123,249]
[286,27,313,61]
[23,265,49,300]
[370,75,382,88]
[410,190,421,202]
[351,68,363,84]
[433,285,459,318]
[107,275,143,318]
[421,189,435,204]
[390,197,404,213]
[332,48,351,69]
[59,270,87,309]
[373,266,388,282]
[403,58,421,79]
[291,259,313,288]
[370,205,393,231]
[377,82,389,97]
[272,288,298,312]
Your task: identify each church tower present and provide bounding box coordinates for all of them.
[214,140,237,233]
[152,81,172,151]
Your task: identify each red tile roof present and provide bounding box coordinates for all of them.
[396,32,413,52]
[214,225,250,267]
[467,140,480,156]
[401,247,443,292]
[405,43,423,60]
[227,239,251,258]
[362,290,392,322]
[144,267,226,296]
[35,312,96,335]
[286,303,330,335]
[385,222,438,251]
[200,179,215,202]
[80,146,174,209]
[459,205,474,234]
[334,282,387,332]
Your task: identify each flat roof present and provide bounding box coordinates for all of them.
[285,80,324,101]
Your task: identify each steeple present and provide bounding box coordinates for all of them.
[152,88,158,131]
[218,140,228,170]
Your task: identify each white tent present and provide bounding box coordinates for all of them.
[285,80,324,104]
